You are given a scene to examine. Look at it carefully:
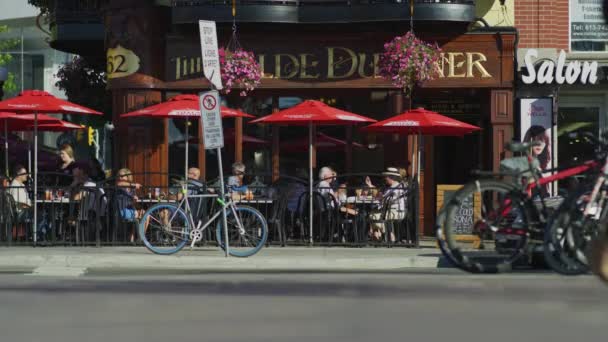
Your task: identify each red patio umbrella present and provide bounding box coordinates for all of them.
[181,128,269,147]
[0,112,59,177]
[250,100,376,244]
[363,107,480,236]
[0,90,102,244]
[120,94,254,119]
[121,94,256,183]
[281,132,364,153]
[363,107,481,182]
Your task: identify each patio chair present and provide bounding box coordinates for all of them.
[266,184,293,246]
[68,186,106,246]
[109,187,139,244]
[296,190,337,244]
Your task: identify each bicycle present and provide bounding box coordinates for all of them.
[138,186,268,256]
[439,136,603,273]
[544,133,608,275]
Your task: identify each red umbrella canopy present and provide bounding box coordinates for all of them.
[121,94,255,119]
[249,100,376,126]
[363,108,480,136]
[0,90,102,115]
[0,112,66,131]
[281,132,364,152]
[184,128,269,146]
[18,120,84,132]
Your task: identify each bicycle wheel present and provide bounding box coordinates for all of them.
[139,203,191,255]
[443,179,528,273]
[543,190,592,275]
[216,205,268,257]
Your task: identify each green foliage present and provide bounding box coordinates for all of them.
[27,0,54,17]
[55,56,110,126]
[0,25,20,94]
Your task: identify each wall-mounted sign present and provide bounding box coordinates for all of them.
[169,48,492,83]
[570,0,608,43]
[522,49,598,85]
[519,97,555,194]
[106,45,140,79]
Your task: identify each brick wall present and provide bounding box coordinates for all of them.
[515,0,569,50]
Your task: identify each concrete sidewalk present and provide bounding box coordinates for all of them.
[0,245,448,276]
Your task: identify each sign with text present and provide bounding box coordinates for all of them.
[199,90,224,150]
[198,20,223,90]
[570,0,608,42]
[436,185,481,236]
[106,45,140,79]
[521,49,598,85]
[165,32,511,87]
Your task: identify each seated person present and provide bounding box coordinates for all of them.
[115,168,143,221]
[9,164,31,211]
[317,167,357,215]
[70,161,98,201]
[227,162,250,198]
[366,167,408,242]
[317,166,336,199]
[180,167,209,221]
[8,165,32,240]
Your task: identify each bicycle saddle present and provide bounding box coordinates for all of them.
[505,141,542,153]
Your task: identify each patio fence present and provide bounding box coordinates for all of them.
[0,172,419,247]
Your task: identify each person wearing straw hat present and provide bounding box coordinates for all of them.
[365,167,408,242]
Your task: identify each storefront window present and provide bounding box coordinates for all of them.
[557,105,600,166]
[570,0,608,52]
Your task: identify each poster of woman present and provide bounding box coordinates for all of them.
[519,98,554,195]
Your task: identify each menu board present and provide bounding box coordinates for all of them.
[437,185,481,235]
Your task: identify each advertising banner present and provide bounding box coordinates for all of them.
[570,0,608,42]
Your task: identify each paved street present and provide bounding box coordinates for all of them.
[0,271,606,342]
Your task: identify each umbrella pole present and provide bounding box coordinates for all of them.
[309,121,313,246]
[4,121,8,178]
[33,111,38,245]
[185,119,189,184]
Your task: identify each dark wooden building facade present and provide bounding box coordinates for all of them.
[49,0,516,236]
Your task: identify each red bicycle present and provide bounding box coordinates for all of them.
[438,133,605,273]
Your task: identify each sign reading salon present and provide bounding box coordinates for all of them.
[522,49,599,85]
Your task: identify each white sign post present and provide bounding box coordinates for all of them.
[199,20,223,90]
[199,90,229,257]
[199,20,228,257]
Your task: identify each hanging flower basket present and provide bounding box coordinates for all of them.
[378,32,442,96]
[219,48,262,97]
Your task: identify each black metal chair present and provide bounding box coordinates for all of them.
[296,190,337,244]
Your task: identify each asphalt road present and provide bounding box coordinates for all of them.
[0,272,606,342]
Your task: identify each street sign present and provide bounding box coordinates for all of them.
[199,90,224,150]
[198,20,223,90]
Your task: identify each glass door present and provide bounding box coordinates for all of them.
[557,96,604,193]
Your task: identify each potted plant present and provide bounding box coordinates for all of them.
[378,32,442,96]
[219,48,262,97]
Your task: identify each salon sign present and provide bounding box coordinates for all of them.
[522,49,599,85]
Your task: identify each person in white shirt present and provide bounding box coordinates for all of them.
[9,165,31,209]
[366,167,408,242]
[316,166,336,199]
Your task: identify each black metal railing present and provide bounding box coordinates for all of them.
[0,171,419,248]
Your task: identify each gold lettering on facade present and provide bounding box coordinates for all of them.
[327,47,357,79]
[171,49,492,81]
[448,52,467,78]
[299,54,320,79]
[466,52,491,78]
[275,54,300,79]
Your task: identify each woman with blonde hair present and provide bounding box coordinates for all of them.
[56,144,76,186]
